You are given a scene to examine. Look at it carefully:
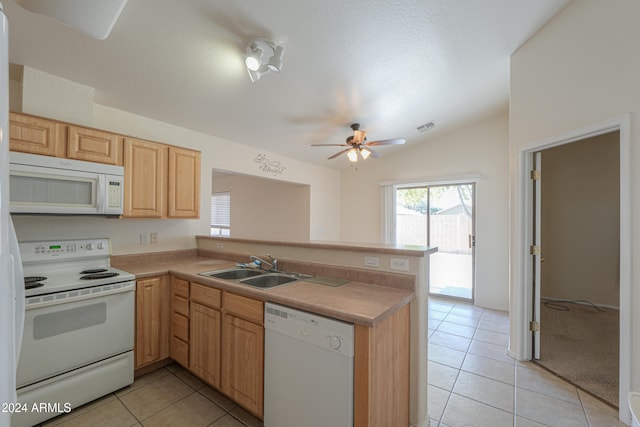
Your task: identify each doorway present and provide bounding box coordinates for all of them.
[532,132,620,407]
[396,183,475,301]
[511,114,631,422]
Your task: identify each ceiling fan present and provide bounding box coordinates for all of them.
[312,123,406,162]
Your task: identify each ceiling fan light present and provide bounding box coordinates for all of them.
[347,148,358,162]
[360,147,371,160]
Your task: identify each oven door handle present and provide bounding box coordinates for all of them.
[25,281,136,310]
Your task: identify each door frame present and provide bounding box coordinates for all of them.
[509,114,631,422]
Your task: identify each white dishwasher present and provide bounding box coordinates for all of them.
[264,302,354,427]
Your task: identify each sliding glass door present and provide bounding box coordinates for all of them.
[396,183,475,300]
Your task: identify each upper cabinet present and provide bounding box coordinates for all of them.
[8,112,201,220]
[67,125,122,165]
[9,112,66,157]
[123,137,200,219]
[168,146,200,218]
[123,138,166,218]
[9,112,123,165]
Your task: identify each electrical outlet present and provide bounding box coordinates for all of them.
[390,258,410,271]
[216,242,224,250]
[139,233,149,245]
[150,232,158,244]
[364,256,379,267]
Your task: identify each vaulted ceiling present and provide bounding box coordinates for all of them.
[3,0,570,168]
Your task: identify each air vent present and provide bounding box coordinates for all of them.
[416,122,435,133]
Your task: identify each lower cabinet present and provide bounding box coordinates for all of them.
[163,276,410,425]
[190,301,221,387]
[135,275,170,369]
[189,282,222,387]
[221,305,264,418]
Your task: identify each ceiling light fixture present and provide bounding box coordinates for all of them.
[359,147,371,160]
[245,39,284,82]
[347,148,359,163]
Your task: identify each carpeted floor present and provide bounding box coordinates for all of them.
[537,299,619,408]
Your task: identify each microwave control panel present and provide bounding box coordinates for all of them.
[107,180,122,208]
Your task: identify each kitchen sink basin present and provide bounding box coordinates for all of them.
[199,268,265,280]
[239,273,299,288]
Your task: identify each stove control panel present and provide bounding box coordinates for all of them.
[19,238,111,263]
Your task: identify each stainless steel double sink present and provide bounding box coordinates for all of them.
[199,267,310,289]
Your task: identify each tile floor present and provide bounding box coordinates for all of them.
[428,297,626,427]
[39,364,263,427]
[38,297,627,427]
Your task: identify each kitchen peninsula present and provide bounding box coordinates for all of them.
[112,236,436,427]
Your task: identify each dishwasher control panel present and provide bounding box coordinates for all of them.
[265,303,354,357]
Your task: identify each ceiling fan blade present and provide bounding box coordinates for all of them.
[365,138,406,146]
[328,147,352,159]
[311,143,350,147]
[366,148,380,158]
[353,129,367,144]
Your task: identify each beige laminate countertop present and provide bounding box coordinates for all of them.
[117,256,414,326]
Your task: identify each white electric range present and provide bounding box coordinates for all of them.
[14,238,136,427]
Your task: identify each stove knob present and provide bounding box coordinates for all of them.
[86,243,93,250]
[329,336,342,350]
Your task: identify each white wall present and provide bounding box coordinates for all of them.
[509,0,640,418]
[340,112,510,310]
[212,172,310,241]
[10,68,341,254]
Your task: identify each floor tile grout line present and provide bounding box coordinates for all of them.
[430,298,624,426]
[114,389,145,426]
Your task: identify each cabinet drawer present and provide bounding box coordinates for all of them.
[173,278,189,298]
[170,336,189,368]
[172,313,189,341]
[173,294,189,317]
[223,292,263,325]
[191,283,221,308]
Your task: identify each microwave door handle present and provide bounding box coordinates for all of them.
[97,175,105,213]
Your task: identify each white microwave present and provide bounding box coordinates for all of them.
[9,152,124,216]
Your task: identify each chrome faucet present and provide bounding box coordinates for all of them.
[249,254,278,272]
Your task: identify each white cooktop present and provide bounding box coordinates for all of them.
[20,238,135,297]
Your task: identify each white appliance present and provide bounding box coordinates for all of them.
[9,151,124,216]
[264,303,354,427]
[0,4,25,427]
[13,238,135,427]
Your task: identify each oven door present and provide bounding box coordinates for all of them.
[16,281,135,389]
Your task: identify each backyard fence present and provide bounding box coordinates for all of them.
[397,213,472,254]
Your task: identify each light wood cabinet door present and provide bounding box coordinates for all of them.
[221,313,264,417]
[123,138,166,218]
[135,275,170,369]
[190,301,221,387]
[9,112,66,157]
[67,125,122,165]
[167,146,200,218]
